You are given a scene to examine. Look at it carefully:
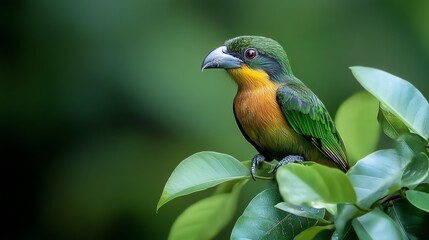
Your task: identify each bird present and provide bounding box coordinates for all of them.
[201,36,349,180]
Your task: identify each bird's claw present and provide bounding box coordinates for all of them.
[273,155,304,174]
[251,154,266,181]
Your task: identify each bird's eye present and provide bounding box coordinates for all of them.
[244,48,257,60]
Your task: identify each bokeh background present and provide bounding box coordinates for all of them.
[3,0,429,239]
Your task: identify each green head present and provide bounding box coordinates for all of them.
[202,36,293,82]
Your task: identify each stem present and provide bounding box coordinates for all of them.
[378,194,402,205]
[374,187,408,210]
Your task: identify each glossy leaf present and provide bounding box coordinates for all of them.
[406,190,429,212]
[157,151,249,211]
[331,223,358,240]
[350,66,429,140]
[231,187,317,240]
[274,202,326,222]
[334,203,366,236]
[241,160,275,180]
[398,133,429,156]
[401,152,429,187]
[335,91,380,163]
[168,180,247,240]
[294,225,334,240]
[387,198,428,240]
[346,149,408,208]
[276,163,356,211]
[377,105,410,140]
[352,208,402,240]
[424,174,429,184]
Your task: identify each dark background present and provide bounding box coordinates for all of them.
[2,0,429,239]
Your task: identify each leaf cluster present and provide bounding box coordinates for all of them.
[158,67,429,239]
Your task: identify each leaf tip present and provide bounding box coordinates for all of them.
[349,66,369,74]
[156,196,167,213]
[156,203,162,213]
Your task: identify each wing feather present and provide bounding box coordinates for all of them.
[276,83,349,171]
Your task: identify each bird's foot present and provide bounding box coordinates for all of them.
[273,155,304,174]
[251,154,268,181]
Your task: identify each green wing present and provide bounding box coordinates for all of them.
[276,83,349,171]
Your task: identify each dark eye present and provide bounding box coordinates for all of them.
[244,48,257,59]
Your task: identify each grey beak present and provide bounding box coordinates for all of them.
[201,46,242,71]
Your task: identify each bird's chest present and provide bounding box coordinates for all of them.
[234,88,292,146]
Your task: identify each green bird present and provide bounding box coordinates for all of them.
[201,36,349,179]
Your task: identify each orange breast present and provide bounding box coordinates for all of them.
[226,65,330,163]
[228,66,295,154]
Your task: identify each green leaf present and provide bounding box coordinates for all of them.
[350,66,429,140]
[398,133,429,156]
[276,163,356,212]
[157,151,249,211]
[377,105,411,140]
[347,149,408,208]
[231,187,317,240]
[168,180,247,240]
[274,202,327,222]
[407,136,429,155]
[401,152,429,187]
[241,160,275,180]
[424,173,429,184]
[331,225,358,240]
[387,198,429,240]
[334,203,366,236]
[293,225,334,240]
[406,190,429,212]
[352,208,402,240]
[335,91,380,163]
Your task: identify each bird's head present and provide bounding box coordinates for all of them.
[201,36,293,87]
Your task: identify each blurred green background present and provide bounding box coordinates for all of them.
[3,0,429,239]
